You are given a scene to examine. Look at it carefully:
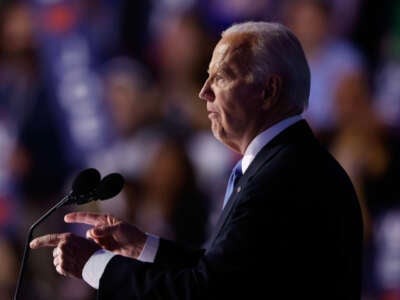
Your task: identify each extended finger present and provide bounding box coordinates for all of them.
[64,212,113,226]
[30,234,65,249]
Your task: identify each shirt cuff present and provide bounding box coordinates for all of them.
[82,234,160,289]
[82,249,115,289]
[137,233,160,262]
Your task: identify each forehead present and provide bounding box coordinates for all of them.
[209,33,256,74]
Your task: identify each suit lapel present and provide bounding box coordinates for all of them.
[207,120,315,248]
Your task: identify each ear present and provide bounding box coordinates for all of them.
[262,75,282,110]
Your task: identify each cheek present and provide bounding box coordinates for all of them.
[214,84,260,125]
[217,101,248,133]
[217,100,236,126]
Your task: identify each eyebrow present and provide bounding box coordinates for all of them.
[208,64,235,78]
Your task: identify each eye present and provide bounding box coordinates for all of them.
[214,74,225,83]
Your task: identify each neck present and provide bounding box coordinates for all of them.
[238,111,300,154]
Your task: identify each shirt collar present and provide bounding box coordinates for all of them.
[241,115,303,173]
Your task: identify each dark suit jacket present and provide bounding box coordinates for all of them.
[98,120,363,300]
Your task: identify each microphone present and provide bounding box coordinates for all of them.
[60,168,101,206]
[64,172,125,205]
[97,173,125,199]
[13,168,123,300]
[72,168,102,195]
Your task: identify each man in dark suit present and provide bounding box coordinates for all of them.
[30,21,363,299]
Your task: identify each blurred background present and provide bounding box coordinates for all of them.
[0,0,399,299]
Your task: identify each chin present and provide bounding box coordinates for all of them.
[211,122,223,139]
[212,128,242,153]
[212,129,231,148]
[211,130,222,142]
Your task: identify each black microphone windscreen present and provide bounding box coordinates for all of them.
[96,173,125,200]
[72,168,101,195]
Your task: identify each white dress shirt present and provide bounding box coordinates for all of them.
[82,234,159,289]
[82,114,303,289]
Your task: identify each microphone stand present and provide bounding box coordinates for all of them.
[13,194,70,300]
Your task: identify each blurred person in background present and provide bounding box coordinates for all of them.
[0,0,72,219]
[330,72,400,230]
[88,56,164,220]
[0,236,21,299]
[328,61,400,300]
[148,11,213,135]
[283,0,365,144]
[132,138,209,248]
[0,0,38,236]
[30,21,363,299]
[373,1,400,139]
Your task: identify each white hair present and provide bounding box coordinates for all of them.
[222,21,310,112]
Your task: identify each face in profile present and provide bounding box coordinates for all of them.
[198,34,265,152]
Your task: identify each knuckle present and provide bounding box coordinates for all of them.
[57,265,65,275]
[105,214,113,224]
[48,233,57,242]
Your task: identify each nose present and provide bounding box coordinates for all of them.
[198,78,214,102]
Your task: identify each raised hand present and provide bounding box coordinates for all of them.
[64,212,147,259]
[30,233,100,278]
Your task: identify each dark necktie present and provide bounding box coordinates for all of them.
[223,159,243,208]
